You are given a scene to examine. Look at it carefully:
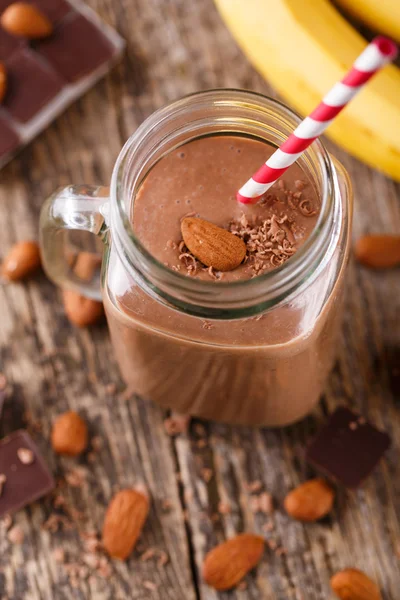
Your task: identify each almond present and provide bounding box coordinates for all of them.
[62,290,104,327]
[1,2,53,38]
[354,234,400,269]
[0,62,7,103]
[284,478,334,522]
[1,241,41,281]
[181,217,246,272]
[331,568,382,600]
[202,533,264,591]
[51,411,88,456]
[73,252,102,282]
[102,488,150,560]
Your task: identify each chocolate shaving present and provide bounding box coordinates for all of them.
[298,199,317,216]
[229,213,296,276]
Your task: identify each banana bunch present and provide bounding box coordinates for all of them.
[214,0,400,181]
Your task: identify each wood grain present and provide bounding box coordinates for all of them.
[1,0,400,598]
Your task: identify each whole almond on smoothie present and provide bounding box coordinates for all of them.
[181,217,246,272]
[102,488,150,560]
[51,411,88,456]
[202,533,264,591]
[331,568,382,600]
[2,241,41,281]
[1,2,52,38]
[284,478,334,521]
[0,63,7,103]
[354,234,400,269]
[62,289,104,327]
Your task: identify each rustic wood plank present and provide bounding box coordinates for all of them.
[1,0,400,598]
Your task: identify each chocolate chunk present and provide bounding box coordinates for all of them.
[0,430,54,516]
[0,114,20,158]
[306,407,391,488]
[36,13,114,82]
[0,28,25,60]
[3,48,64,122]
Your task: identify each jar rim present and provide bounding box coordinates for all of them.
[109,89,340,319]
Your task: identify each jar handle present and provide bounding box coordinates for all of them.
[39,185,110,301]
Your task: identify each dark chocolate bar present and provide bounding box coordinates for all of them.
[306,406,391,488]
[0,0,124,168]
[3,47,64,122]
[0,429,55,517]
[37,13,115,83]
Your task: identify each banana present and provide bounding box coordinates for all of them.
[335,0,400,44]
[214,0,400,181]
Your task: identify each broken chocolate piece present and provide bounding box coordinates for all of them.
[3,48,64,122]
[306,406,391,488]
[0,429,54,516]
[36,13,114,82]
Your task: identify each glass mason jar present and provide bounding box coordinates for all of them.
[40,90,353,427]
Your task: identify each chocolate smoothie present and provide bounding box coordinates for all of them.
[104,135,346,425]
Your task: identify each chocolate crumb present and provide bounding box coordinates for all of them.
[53,547,66,563]
[17,447,34,465]
[7,524,24,544]
[105,383,117,395]
[268,539,278,550]
[161,498,173,512]
[91,436,102,452]
[295,179,306,191]
[200,467,213,483]
[196,438,207,449]
[193,423,206,437]
[278,180,286,191]
[259,492,274,514]
[276,546,287,556]
[218,500,231,514]
[164,414,190,436]
[237,580,248,591]
[65,467,87,488]
[140,548,156,562]
[143,581,158,592]
[245,480,263,493]
[262,521,274,532]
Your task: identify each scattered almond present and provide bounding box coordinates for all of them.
[73,252,102,281]
[202,533,264,591]
[0,63,7,103]
[51,411,88,456]
[331,568,382,600]
[284,478,334,522]
[181,217,246,272]
[62,289,104,327]
[1,241,41,281]
[102,488,149,560]
[354,234,400,269]
[1,2,53,38]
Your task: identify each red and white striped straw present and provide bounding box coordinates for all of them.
[237,36,398,204]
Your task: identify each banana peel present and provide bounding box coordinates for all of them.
[214,0,400,181]
[335,0,400,45]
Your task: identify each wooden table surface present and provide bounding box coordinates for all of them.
[1,0,400,598]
